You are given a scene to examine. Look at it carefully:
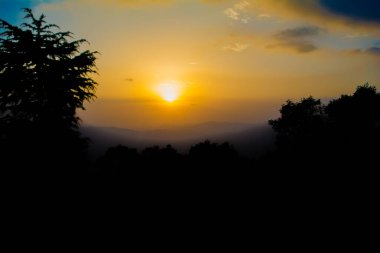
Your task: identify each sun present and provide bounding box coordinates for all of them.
[157,82,181,103]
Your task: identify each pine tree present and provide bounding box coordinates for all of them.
[0,8,97,129]
[0,9,98,170]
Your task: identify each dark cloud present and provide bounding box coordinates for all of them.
[261,0,380,27]
[268,41,317,53]
[272,26,324,53]
[282,41,317,53]
[366,47,380,55]
[350,46,380,56]
[319,0,380,23]
[275,26,324,40]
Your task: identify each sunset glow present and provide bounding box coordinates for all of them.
[1,0,379,186]
[3,0,378,129]
[157,82,181,103]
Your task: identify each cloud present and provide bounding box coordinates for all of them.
[223,1,251,23]
[275,26,324,39]
[344,33,369,39]
[257,13,271,19]
[258,0,380,26]
[271,26,325,53]
[366,47,380,55]
[270,41,317,53]
[319,0,380,23]
[234,1,250,10]
[223,43,249,52]
[224,8,240,20]
[348,45,380,57]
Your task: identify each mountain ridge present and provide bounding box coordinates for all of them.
[81,121,275,159]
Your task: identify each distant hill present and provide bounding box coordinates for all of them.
[81,122,275,160]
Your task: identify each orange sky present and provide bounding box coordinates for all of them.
[20,0,380,129]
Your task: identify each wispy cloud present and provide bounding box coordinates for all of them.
[257,13,271,19]
[223,42,249,52]
[344,33,369,39]
[223,1,251,23]
[224,8,240,20]
[234,1,250,11]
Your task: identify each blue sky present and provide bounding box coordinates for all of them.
[0,0,31,23]
[0,0,59,23]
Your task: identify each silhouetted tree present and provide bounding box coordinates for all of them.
[141,145,182,169]
[189,140,238,168]
[325,84,380,165]
[268,84,380,170]
[0,9,98,171]
[97,145,139,176]
[0,8,97,129]
[269,97,326,149]
[326,84,380,130]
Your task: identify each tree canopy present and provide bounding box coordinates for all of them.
[0,9,98,171]
[0,8,97,130]
[268,84,380,169]
[269,97,325,148]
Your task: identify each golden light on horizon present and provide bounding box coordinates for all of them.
[34,0,380,130]
[156,82,182,103]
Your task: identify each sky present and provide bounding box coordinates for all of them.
[1,0,380,129]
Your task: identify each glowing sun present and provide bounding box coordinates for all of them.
[157,82,181,102]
